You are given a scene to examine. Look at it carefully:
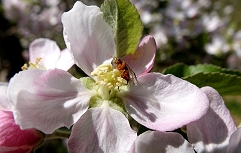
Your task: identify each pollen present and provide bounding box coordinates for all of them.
[91,63,127,90]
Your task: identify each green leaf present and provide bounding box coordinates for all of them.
[184,72,241,95]
[162,63,241,95]
[101,0,143,58]
[162,63,241,77]
[162,63,189,77]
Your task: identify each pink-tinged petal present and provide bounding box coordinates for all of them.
[29,38,61,69]
[0,85,12,111]
[0,111,44,153]
[8,69,93,134]
[56,48,75,71]
[122,35,157,76]
[61,1,115,76]
[120,73,209,131]
[68,102,137,153]
[226,128,241,153]
[131,131,194,153]
[187,86,237,153]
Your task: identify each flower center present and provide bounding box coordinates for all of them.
[21,57,46,70]
[88,63,128,116]
[90,63,127,100]
[91,63,127,90]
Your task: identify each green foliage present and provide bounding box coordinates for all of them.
[225,97,241,116]
[185,72,241,95]
[101,0,143,58]
[162,63,241,95]
[162,63,241,77]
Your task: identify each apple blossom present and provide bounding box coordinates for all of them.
[7,1,209,152]
[23,38,74,71]
[2,0,64,48]
[132,128,241,153]
[62,1,209,132]
[0,85,44,153]
[187,86,238,153]
[131,86,241,153]
[131,130,195,153]
[0,38,73,152]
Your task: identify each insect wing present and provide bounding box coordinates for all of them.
[126,64,138,85]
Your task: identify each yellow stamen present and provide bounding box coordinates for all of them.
[21,57,44,70]
[91,63,127,91]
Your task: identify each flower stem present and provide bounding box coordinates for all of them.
[46,129,71,139]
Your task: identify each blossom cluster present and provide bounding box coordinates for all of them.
[2,0,241,70]
[0,1,241,153]
[1,0,106,49]
[130,0,241,69]
[2,0,64,48]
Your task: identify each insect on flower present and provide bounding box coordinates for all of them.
[112,57,138,85]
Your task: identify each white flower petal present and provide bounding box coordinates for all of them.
[120,73,209,131]
[187,86,237,153]
[56,48,75,71]
[68,102,137,153]
[8,69,93,134]
[226,128,241,153]
[0,85,12,111]
[122,35,156,76]
[61,1,115,76]
[29,38,61,69]
[132,131,194,153]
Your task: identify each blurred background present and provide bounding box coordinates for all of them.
[0,0,241,152]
